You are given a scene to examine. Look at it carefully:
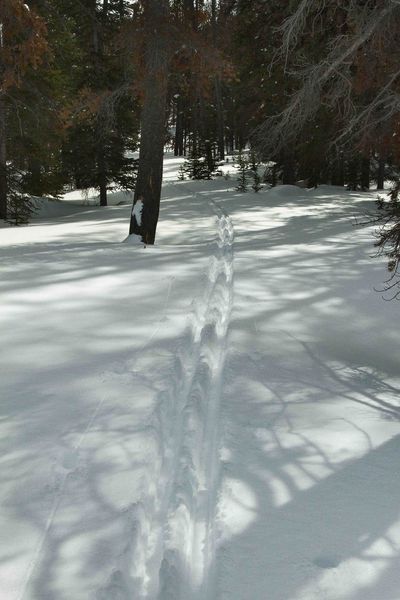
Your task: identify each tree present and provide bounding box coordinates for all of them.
[254,1,400,161]
[60,0,140,206]
[236,150,249,192]
[169,1,234,161]
[129,0,171,244]
[0,0,48,220]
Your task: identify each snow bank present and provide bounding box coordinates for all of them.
[61,187,133,206]
[32,197,82,218]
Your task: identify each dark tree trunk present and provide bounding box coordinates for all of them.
[271,163,278,187]
[0,20,6,221]
[361,156,370,190]
[227,127,234,155]
[215,76,225,161]
[331,152,345,186]
[282,153,296,185]
[93,0,108,206]
[28,159,43,196]
[347,156,359,191]
[129,0,170,244]
[377,157,385,190]
[212,0,225,160]
[0,93,7,220]
[199,97,213,175]
[205,140,213,175]
[174,95,184,156]
[98,149,107,206]
[309,165,320,188]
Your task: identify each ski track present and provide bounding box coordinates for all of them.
[18,395,108,600]
[155,196,234,600]
[19,279,175,600]
[99,193,234,600]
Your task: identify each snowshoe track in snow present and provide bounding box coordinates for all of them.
[157,200,234,600]
[111,195,234,600]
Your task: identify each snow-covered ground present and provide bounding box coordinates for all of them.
[1,157,400,600]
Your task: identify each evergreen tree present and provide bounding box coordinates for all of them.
[0,0,48,221]
[129,0,170,244]
[250,151,261,192]
[236,151,249,192]
[183,144,214,180]
[59,0,140,205]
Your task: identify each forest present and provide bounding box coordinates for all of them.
[1,0,400,267]
[2,2,400,600]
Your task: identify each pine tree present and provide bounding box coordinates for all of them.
[236,151,249,192]
[0,0,48,221]
[6,171,37,225]
[59,0,140,206]
[183,144,214,180]
[177,163,186,181]
[250,151,261,192]
[129,0,170,244]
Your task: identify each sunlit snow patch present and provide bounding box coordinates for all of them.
[132,199,143,226]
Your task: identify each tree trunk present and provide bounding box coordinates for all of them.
[215,76,225,160]
[331,152,345,186]
[0,93,7,220]
[0,18,6,221]
[377,157,385,190]
[347,156,359,191]
[361,156,370,190]
[271,163,278,187]
[174,95,184,156]
[98,149,107,206]
[93,0,108,206]
[129,0,170,244]
[212,0,225,160]
[282,153,296,185]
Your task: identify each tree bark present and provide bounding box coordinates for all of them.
[211,0,225,160]
[0,90,6,220]
[93,0,108,206]
[98,149,107,206]
[347,156,359,191]
[377,156,385,190]
[129,0,170,244]
[282,153,296,185]
[174,95,184,156]
[331,152,345,186]
[361,156,370,190]
[214,76,225,160]
[0,19,6,221]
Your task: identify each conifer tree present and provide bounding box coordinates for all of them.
[60,0,140,206]
[0,0,48,220]
[250,151,261,192]
[129,0,170,244]
[236,151,249,192]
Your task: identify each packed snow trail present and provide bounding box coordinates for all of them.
[99,194,234,600]
[155,196,233,600]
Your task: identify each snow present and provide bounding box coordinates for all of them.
[60,187,134,207]
[132,199,144,226]
[1,157,400,600]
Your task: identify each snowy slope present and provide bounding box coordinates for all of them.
[1,159,400,600]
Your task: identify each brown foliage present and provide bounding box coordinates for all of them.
[0,0,49,91]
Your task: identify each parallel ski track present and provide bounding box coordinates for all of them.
[124,188,234,600]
